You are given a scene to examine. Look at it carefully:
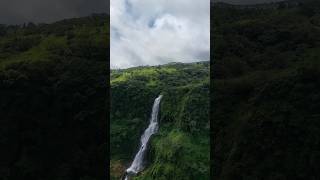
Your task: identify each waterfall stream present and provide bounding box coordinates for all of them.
[124,95,163,180]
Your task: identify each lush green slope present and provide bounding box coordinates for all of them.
[212,1,320,179]
[0,14,108,179]
[110,62,210,179]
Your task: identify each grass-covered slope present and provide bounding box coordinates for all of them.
[110,62,210,180]
[212,1,320,179]
[0,14,108,179]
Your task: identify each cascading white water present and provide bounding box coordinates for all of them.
[124,95,163,180]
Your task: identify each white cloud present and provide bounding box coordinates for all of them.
[111,0,210,69]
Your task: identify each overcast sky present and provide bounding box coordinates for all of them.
[110,0,210,69]
[0,0,109,25]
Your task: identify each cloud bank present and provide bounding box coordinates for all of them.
[111,0,210,69]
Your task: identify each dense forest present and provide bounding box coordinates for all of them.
[212,0,320,179]
[110,62,210,179]
[0,14,108,179]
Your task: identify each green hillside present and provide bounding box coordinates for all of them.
[0,14,108,179]
[110,62,210,179]
[212,1,320,179]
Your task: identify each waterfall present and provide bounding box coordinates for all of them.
[124,95,163,179]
